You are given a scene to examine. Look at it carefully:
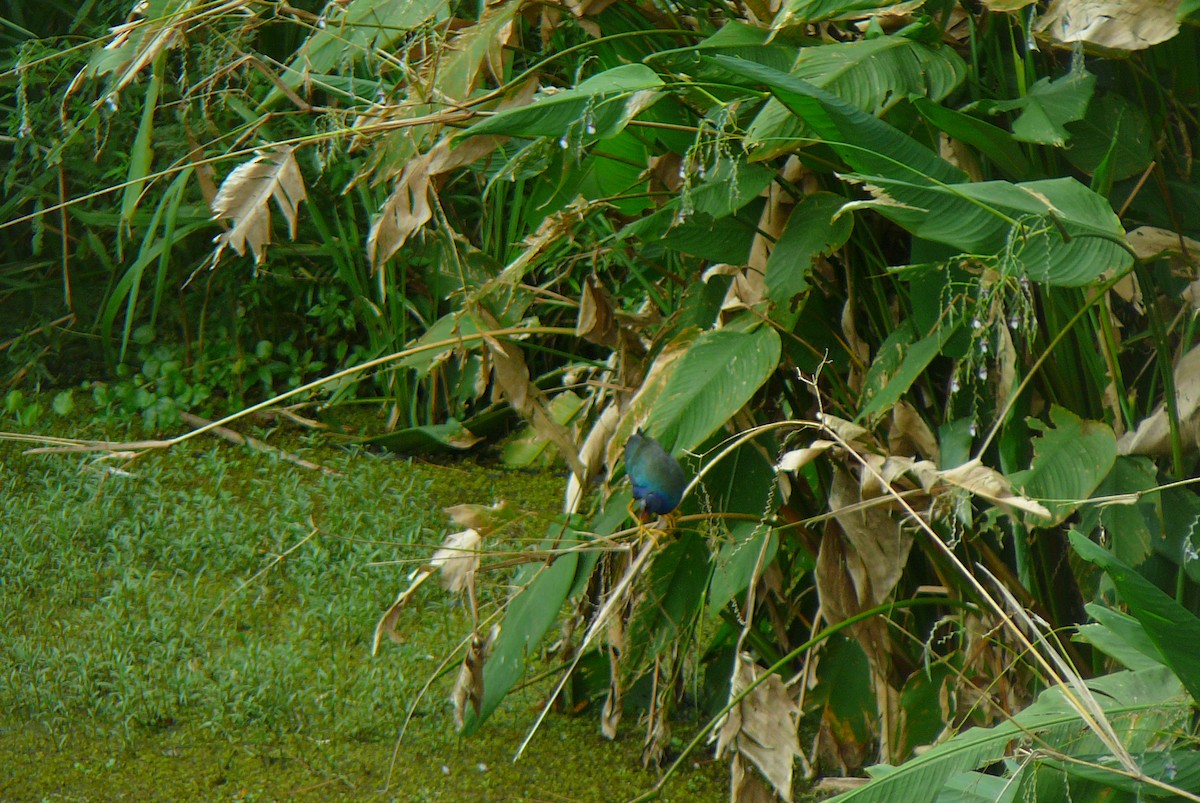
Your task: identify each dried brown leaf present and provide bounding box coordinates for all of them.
[1035,0,1181,51]
[712,655,802,802]
[888,400,940,462]
[476,309,586,479]
[430,528,482,594]
[211,144,308,264]
[372,570,435,654]
[576,275,617,347]
[452,628,493,729]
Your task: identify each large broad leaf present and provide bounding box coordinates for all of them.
[1075,602,1166,672]
[857,319,958,423]
[457,64,663,142]
[745,30,967,159]
[830,666,1188,802]
[968,71,1096,146]
[1071,532,1200,703]
[845,175,1133,286]
[910,97,1034,178]
[1065,92,1154,181]
[621,158,774,263]
[1009,406,1117,526]
[708,55,964,185]
[645,324,782,453]
[766,192,853,306]
[647,21,799,74]
[460,551,578,735]
[623,532,712,674]
[773,0,926,27]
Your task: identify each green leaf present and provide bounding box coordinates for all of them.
[910,97,1034,178]
[845,175,1133,286]
[1065,92,1154,182]
[831,666,1188,802]
[709,524,779,611]
[1082,456,1158,566]
[363,419,483,454]
[1009,407,1117,526]
[766,192,853,306]
[263,0,445,107]
[858,320,958,423]
[623,532,712,674]
[969,71,1096,146]
[1049,750,1200,797]
[708,55,964,185]
[458,64,664,142]
[1070,531,1200,702]
[1075,602,1165,672]
[773,0,923,27]
[647,324,782,453]
[745,31,967,159]
[461,552,578,735]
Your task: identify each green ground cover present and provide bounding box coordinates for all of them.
[0,424,727,801]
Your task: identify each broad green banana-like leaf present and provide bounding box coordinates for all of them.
[644,324,782,453]
[746,30,967,159]
[1008,406,1117,525]
[457,64,663,143]
[773,0,927,28]
[622,532,712,676]
[967,71,1095,146]
[830,666,1188,802]
[707,55,963,184]
[843,174,1133,286]
[1071,532,1200,703]
[460,550,578,735]
[712,56,1133,286]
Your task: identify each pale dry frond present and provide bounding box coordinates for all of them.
[210,144,308,264]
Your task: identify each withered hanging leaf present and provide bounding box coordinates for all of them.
[475,309,586,479]
[372,570,435,654]
[443,500,515,534]
[452,628,493,730]
[939,459,1052,518]
[210,144,308,264]
[576,275,617,347]
[712,655,802,803]
[367,147,444,270]
[430,528,483,594]
[888,400,939,462]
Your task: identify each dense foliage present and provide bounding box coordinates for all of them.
[7,0,1200,799]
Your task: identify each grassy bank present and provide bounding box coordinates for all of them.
[0,422,727,801]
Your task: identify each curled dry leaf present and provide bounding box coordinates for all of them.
[475,308,586,480]
[576,274,617,347]
[210,144,308,264]
[430,528,483,594]
[712,654,802,803]
[1035,0,1181,51]
[371,527,483,653]
[776,439,836,473]
[1125,226,1200,261]
[444,500,515,534]
[939,459,1052,518]
[566,403,619,514]
[888,400,939,462]
[452,627,494,730]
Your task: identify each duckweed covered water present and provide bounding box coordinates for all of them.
[0,426,728,801]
